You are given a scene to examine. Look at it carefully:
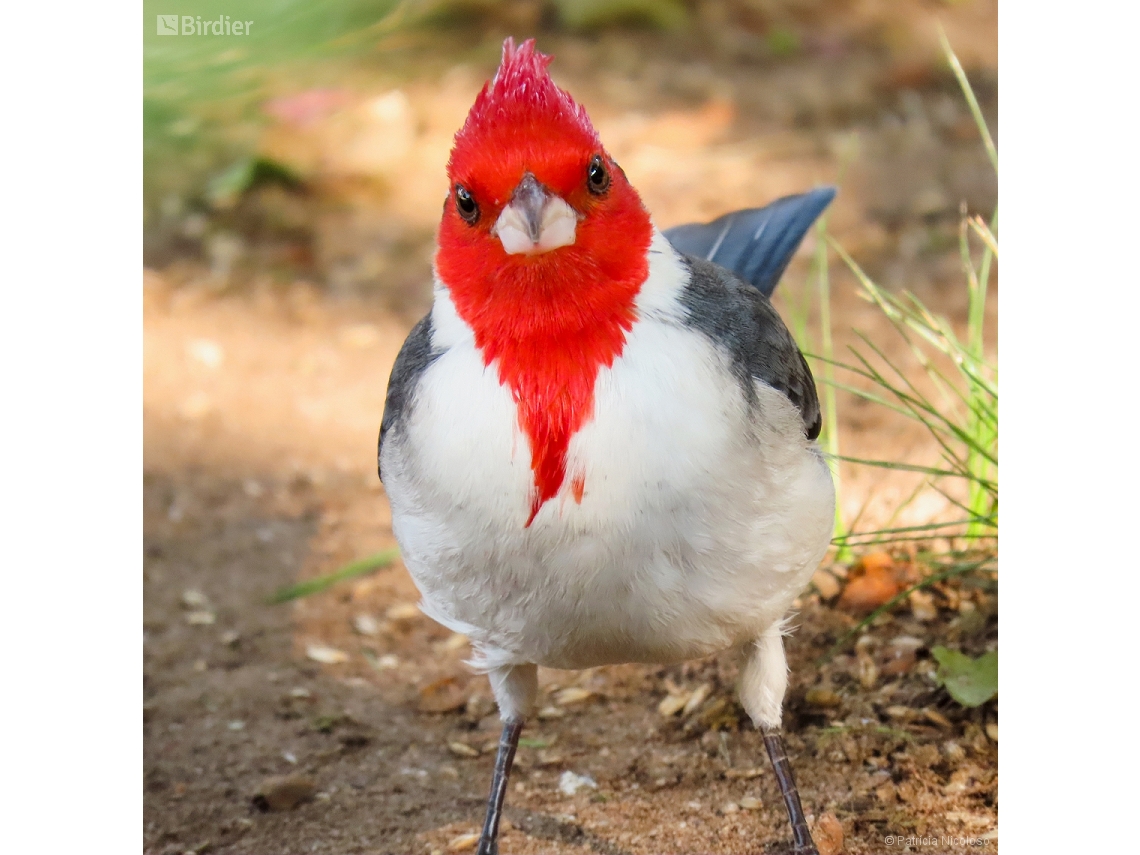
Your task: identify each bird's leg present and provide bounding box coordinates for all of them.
[740,625,818,854]
[477,663,537,855]
[475,719,523,855]
[762,725,817,855]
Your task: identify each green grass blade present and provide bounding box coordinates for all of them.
[267,547,401,604]
[939,26,997,176]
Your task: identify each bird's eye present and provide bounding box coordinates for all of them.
[454,184,479,224]
[587,155,610,195]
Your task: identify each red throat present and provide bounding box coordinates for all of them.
[436,39,653,525]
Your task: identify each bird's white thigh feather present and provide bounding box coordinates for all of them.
[739,622,789,730]
[488,663,538,723]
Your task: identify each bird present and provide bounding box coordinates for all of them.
[378,38,836,855]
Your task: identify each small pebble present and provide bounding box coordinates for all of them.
[985,722,998,742]
[658,693,688,717]
[558,770,597,795]
[186,611,216,625]
[353,614,380,636]
[227,720,245,731]
[306,644,349,664]
[253,774,316,811]
[942,741,966,763]
[181,589,211,609]
[909,589,938,621]
[739,796,762,810]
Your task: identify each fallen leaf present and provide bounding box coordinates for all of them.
[813,812,844,855]
[448,741,479,758]
[683,683,712,716]
[657,693,689,717]
[931,647,997,707]
[418,677,468,713]
[805,687,841,708]
[811,567,841,600]
[441,633,469,651]
[838,561,900,614]
[386,603,421,621]
[724,768,763,780]
[555,687,593,705]
[446,832,479,852]
[924,708,953,728]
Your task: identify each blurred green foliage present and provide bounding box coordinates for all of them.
[143,0,398,226]
[552,0,687,30]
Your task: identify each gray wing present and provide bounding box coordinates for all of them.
[664,187,836,298]
[678,255,821,440]
[378,313,440,482]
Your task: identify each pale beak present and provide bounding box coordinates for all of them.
[492,173,579,255]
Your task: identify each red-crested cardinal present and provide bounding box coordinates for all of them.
[379,38,835,855]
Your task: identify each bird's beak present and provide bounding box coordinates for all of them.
[492,173,578,255]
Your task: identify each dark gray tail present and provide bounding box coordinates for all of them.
[663,186,836,297]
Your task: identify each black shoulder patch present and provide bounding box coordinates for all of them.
[378,313,440,482]
[678,255,822,440]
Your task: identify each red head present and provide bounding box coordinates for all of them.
[437,38,652,307]
[435,39,654,525]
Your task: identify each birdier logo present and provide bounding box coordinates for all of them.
[156,14,254,36]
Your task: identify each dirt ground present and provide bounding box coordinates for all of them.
[144,5,997,853]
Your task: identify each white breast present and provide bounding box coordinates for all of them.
[380,231,835,672]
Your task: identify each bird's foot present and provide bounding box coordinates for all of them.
[474,837,498,855]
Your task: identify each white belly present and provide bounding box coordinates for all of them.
[381,299,835,672]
